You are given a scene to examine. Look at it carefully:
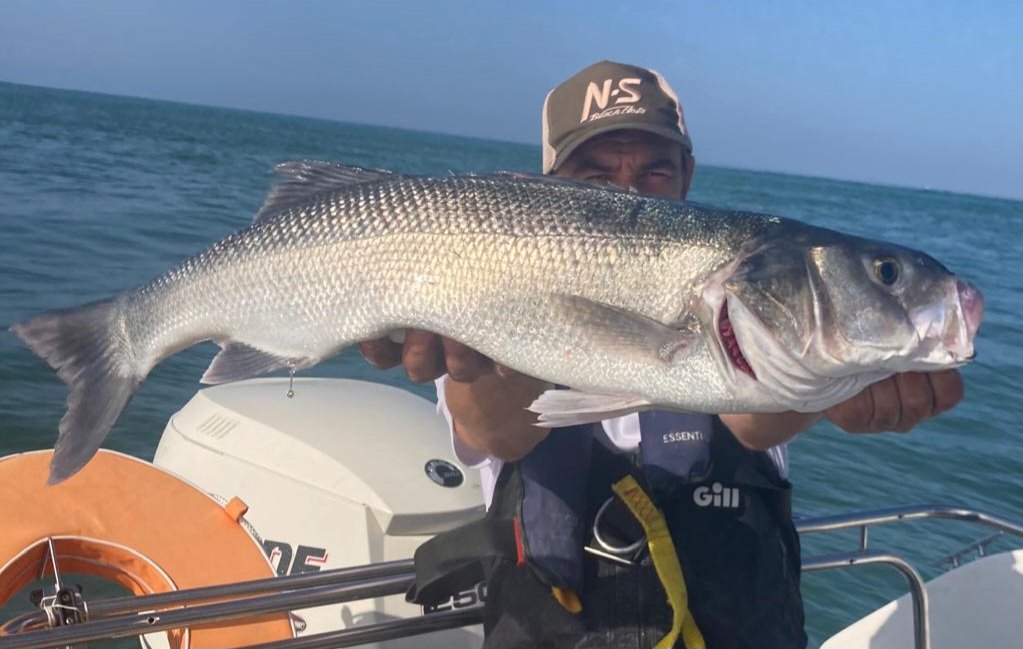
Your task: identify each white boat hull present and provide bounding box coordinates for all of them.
[822,549,1023,649]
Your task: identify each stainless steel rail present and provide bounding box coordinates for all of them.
[796,503,1023,538]
[1,504,1020,649]
[802,551,929,649]
[0,573,414,649]
[2,559,414,635]
[795,504,1023,649]
[246,607,485,649]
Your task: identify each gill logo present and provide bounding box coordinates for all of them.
[693,482,740,509]
[580,78,643,122]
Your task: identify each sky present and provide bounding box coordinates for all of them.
[2,1,1021,200]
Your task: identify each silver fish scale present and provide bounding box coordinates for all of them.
[255,175,778,243]
[121,174,785,410]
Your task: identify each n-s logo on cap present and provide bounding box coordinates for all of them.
[580,78,646,123]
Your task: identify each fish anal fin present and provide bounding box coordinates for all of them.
[201,342,314,384]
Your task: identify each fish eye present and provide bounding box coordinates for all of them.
[872,257,901,286]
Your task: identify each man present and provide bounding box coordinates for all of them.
[362,61,964,648]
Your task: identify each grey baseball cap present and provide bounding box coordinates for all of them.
[541,60,693,174]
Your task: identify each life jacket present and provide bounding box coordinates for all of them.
[408,414,806,649]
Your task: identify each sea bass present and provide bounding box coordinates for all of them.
[11,162,983,484]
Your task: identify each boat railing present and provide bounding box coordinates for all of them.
[2,504,1022,649]
[796,504,1023,649]
[933,531,1005,568]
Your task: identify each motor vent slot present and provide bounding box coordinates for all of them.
[198,413,240,439]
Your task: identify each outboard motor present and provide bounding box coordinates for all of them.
[154,377,485,648]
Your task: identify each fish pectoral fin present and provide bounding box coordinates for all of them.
[552,294,695,364]
[253,161,397,223]
[201,342,314,384]
[528,389,651,428]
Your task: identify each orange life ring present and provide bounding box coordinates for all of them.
[0,449,294,647]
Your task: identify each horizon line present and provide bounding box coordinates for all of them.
[3,78,1019,205]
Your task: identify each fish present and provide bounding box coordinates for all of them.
[10,161,984,484]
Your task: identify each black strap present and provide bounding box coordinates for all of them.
[406,517,517,607]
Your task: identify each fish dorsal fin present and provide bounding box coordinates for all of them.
[492,171,640,195]
[252,161,397,223]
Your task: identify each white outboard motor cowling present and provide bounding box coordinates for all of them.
[153,377,485,648]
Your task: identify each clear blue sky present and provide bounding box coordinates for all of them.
[2,1,1021,199]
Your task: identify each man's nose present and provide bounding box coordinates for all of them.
[610,172,638,191]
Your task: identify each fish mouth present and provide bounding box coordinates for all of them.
[907,279,983,367]
[718,300,756,379]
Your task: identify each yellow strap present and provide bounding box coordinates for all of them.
[550,586,583,613]
[612,475,706,649]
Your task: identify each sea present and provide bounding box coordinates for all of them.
[1,81,1021,646]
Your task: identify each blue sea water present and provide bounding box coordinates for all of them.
[1,81,1021,645]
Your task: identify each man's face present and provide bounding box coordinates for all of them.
[554,130,694,200]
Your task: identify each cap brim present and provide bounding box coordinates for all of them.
[546,122,693,174]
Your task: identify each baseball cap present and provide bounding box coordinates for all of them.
[541,60,693,174]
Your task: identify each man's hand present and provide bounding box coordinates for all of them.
[358,329,548,461]
[825,370,964,433]
[357,329,494,383]
[724,370,963,449]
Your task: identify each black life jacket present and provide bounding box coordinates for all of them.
[408,413,806,649]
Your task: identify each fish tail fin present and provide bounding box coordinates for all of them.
[10,296,143,485]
